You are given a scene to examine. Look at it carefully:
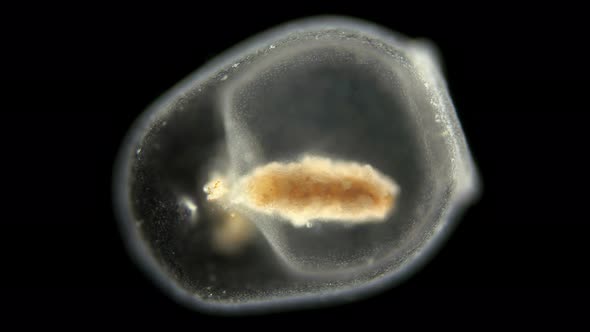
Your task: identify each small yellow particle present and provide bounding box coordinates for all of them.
[203,177,228,201]
[211,211,255,255]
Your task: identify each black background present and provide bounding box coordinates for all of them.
[2,3,587,327]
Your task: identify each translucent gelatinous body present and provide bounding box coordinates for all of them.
[113,16,479,314]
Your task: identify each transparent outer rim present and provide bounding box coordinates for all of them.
[113,15,480,315]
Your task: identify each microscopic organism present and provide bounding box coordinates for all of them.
[113,16,479,314]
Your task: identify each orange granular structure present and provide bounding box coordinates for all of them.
[235,156,399,226]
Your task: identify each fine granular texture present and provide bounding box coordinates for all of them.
[206,155,400,227]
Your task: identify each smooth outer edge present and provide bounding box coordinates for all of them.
[112,15,481,315]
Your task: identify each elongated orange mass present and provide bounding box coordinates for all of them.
[235,156,399,226]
